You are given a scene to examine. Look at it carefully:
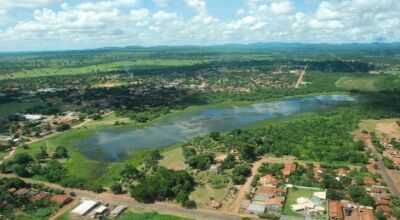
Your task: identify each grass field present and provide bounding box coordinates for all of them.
[0,59,201,80]
[0,101,41,117]
[282,187,327,219]
[335,76,382,92]
[159,146,186,170]
[190,171,230,209]
[359,118,400,139]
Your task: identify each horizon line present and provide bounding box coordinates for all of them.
[0,41,399,54]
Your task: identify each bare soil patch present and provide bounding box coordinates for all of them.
[375,121,400,139]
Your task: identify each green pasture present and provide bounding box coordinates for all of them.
[0,59,201,80]
[335,76,382,92]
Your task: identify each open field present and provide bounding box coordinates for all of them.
[190,171,231,209]
[0,101,41,117]
[335,76,382,91]
[0,59,202,80]
[159,146,187,170]
[359,118,400,139]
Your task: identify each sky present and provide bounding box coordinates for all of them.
[0,0,399,51]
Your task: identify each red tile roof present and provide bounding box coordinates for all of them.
[282,163,296,176]
[265,197,283,206]
[51,194,72,206]
[329,200,344,219]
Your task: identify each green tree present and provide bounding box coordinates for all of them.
[111,182,123,194]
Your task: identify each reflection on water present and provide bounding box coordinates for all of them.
[77,94,357,162]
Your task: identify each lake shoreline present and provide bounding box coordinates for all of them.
[77,93,358,162]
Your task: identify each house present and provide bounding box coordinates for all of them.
[308,206,325,215]
[259,174,279,187]
[392,157,400,166]
[282,163,297,177]
[359,207,374,220]
[377,205,392,216]
[14,188,30,196]
[337,168,347,177]
[367,159,375,173]
[30,191,50,202]
[363,177,376,186]
[291,204,306,212]
[384,147,398,157]
[214,154,227,163]
[0,135,12,142]
[253,193,270,202]
[110,205,127,217]
[370,185,386,194]
[343,205,374,220]
[24,114,43,121]
[210,164,218,172]
[314,164,324,180]
[311,191,326,205]
[246,202,265,214]
[370,192,391,200]
[210,200,221,209]
[329,200,344,220]
[375,198,391,206]
[265,197,284,212]
[94,205,108,215]
[51,194,72,206]
[71,200,99,216]
[369,70,382,75]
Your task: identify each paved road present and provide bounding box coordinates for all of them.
[0,173,250,220]
[363,136,400,197]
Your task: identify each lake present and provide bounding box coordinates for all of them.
[77,94,357,162]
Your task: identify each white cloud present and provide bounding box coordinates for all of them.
[152,10,178,21]
[130,8,150,21]
[270,0,293,15]
[1,0,400,51]
[185,0,207,15]
[1,0,61,10]
[0,10,12,26]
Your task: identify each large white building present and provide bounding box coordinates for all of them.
[71,200,99,216]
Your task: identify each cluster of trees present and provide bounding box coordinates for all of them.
[182,147,215,171]
[182,108,374,165]
[258,163,284,176]
[129,166,196,207]
[232,164,252,184]
[0,177,59,219]
[0,147,105,192]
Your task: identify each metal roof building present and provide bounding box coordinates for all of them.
[71,200,99,216]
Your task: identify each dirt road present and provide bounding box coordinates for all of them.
[294,66,307,88]
[0,173,248,220]
[49,198,79,220]
[225,157,269,213]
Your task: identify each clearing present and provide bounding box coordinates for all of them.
[359,118,400,139]
[190,171,231,209]
[335,76,381,91]
[0,101,41,117]
[159,147,186,170]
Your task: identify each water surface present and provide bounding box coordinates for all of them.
[78,94,357,161]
